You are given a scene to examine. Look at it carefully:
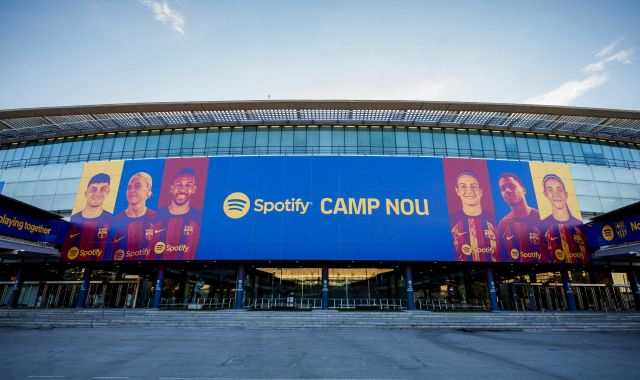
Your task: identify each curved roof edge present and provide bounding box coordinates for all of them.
[1,100,640,144]
[1,100,640,119]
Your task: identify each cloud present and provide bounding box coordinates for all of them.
[527,74,608,106]
[605,49,633,64]
[369,77,463,101]
[526,39,633,106]
[140,0,185,34]
[596,37,624,57]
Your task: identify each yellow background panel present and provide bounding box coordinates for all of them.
[71,161,124,215]
[529,161,582,221]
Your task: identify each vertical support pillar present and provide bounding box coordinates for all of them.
[561,270,577,311]
[152,263,165,309]
[528,284,538,311]
[486,267,499,312]
[463,270,474,304]
[628,268,640,311]
[405,265,415,310]
[235,264,245,309]
[177,272,187,302]
[7,264,24,308]
[76,267,92,308]
[250,270,258,299]
[321,266,329,310]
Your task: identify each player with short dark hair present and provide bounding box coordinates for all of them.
[155,167,202,260]
[496,173,548,262]
[450,170,498,262]
[63,173,113,261]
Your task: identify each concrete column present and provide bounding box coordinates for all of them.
[628,268,640,311]
[463,270,474,304]
[528,284,538,311]
[561,270,577,311]
[177,272,187,301]
[250,269,258,299]
[7,265,24,308]
[486,267,499,312]
[235,264,245,309]
[321,266,329,310]
[405,265,415,310]
[152,263,165,309]
[75,267,92,308]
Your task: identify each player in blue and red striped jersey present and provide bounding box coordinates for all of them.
[496,173,548,263]
[154,167,202,260]
[62,173,113,261]
[110,172,158,261]
[450,170,498,262]
[540,174,588,263]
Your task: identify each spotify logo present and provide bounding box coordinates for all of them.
[224,192,251,219]
[113,249,125,261]
[602,225,614,241]
[67,247,79,260]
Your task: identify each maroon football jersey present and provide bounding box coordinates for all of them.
[152,207,202,260]
[542,215,589,264]
[498,209,549,263]
[451,212,498,262]
[62,211,112,261]
[110,209,158,261]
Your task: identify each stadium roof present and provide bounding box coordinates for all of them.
[1,100,640,144]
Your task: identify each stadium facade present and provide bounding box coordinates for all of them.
[1,100,639,312]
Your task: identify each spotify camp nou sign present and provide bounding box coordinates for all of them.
[61,156,589,264]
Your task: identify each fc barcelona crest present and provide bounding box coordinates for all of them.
[529,232,540,245]
[573,233,584,245]
[183,225,194,236]
[97,227,108,239]
[615,221,627,239]
[484,229,495,240]
[145,228,154,241]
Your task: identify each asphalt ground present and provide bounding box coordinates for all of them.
[1,327,639,380]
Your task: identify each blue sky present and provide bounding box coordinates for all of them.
[0,0,638,110]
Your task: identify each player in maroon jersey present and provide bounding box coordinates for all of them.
[540,174,588,263]
[154,167,202,260]
[62,173,113,261]
[496,173,548,263]
[110,172,158,261]
[450,170,498,262]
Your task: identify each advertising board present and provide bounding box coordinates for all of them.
[60,156,588,263]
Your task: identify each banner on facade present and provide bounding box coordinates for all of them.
[60,156,588,264]
[0,205,68,245]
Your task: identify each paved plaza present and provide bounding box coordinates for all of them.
[1,326,639,379]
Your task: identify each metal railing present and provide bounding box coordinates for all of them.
[0,280,140,309]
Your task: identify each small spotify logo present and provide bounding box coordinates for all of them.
[154,242,166,255]
[67,247,79,260]
[224,192,250,219]
[602,225,614,241]
[510,248,520,260]
[114,249,125,261]
[461,244,472,256]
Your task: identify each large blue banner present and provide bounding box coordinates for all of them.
[201,156,451,261]
[60,156,588,263]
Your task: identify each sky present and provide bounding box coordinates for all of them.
[0,0,639,111]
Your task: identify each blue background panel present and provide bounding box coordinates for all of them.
[200,156,453,261]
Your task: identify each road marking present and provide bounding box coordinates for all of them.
[93,377,131,379]
[28,377,65,378]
